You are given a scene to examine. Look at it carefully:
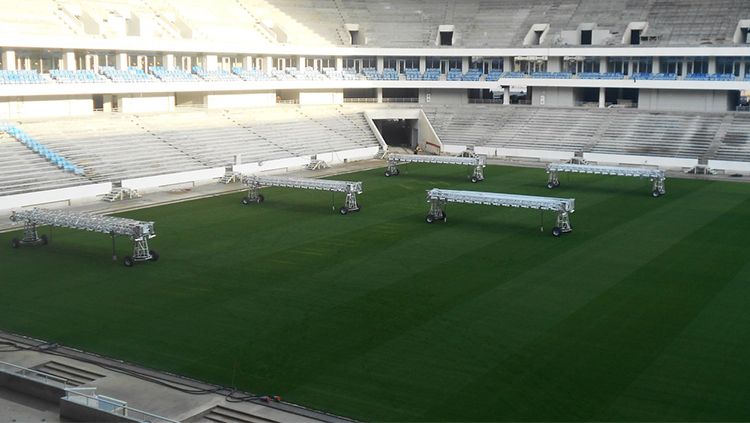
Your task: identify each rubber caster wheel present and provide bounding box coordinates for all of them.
[11,238,20,248]
[124,256,134,267]
[547,182,555,189]
[149,250,159,262]
[40,234,48,245]
[470,176,479,183]
[256,194,265,203]
[241,197,250,205]
[652,190,661,198]
[384,170,391,177]
[552,227,562,237]
[426,214,435,224]
[339,207,349,215]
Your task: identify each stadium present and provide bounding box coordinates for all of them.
[0,0,749,421]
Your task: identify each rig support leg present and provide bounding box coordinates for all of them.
[385,159,399,177]
[343,191,360,213]
[472,165,484,182]
[132,237,152,262]
[556,211,573,233]
[426,199,446,223]
[652,177,666,196]
[243,183,263,204]
[547,171,560,189]
[22,221,40,244]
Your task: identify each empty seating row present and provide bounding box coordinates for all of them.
[0,125,84,174]
[49,70,107,83]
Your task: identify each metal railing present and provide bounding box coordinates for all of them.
[0,360,71,389]
[64,389,179,423]
[382,97,418,103]
[343,97,378,103]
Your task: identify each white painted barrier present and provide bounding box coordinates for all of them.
[497,148,576,161]
[317,147,380,165]
[707,160,750,172]
[0,182,112,211]
[121,168,225,192]
[583,153,697,169]
[442,144,467,154]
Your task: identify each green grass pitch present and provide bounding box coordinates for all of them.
[2,163,750,421]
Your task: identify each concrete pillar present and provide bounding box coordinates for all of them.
[115,52,128,70]
[62,51,76,71]
[461,56,470,73]
[2,50,15,70]
[265,56,273,75]
[242,56,253,70]
[503,86,510,105]
[336,57,343,71]
[163,53,175,70]
[599,56,607,73]
[627,60,634,76]
[708,56,717,74]
[740,61,747,79]
[204,54,218,71]
[419,56,426,73]
[376,56,384,72]
[298,56,306,69]
[547,57,561,72]
[504,56,514,72]
[599,87,606,108]
[652,56,660,73]
[103,95,112,112]
[376,87,383,103]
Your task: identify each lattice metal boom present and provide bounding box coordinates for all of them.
[9,208,157,266]
[241,175,363,214]
[385,154,486,182]
[425,189,575,236]
[546,163,666,196]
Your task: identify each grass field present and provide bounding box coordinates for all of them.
[2,163,750,421]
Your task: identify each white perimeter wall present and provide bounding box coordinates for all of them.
[638,89,731,113]
[708,160,750,172]
[205,92,276,108]
[121,168,226,192]
[0,182,111,212]
[119,94,175,113]
[0,95,93,119]
[299,90,344,105]
[583,152,698,168]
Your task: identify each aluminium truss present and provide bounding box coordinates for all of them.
[9,208,157,267]
[546,163,666,197]
[241,175,363,214]
[425,188,575,237]
[385,154,486,182]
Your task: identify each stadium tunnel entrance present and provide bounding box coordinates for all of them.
[373,119,418,149]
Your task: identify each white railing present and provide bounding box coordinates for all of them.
[0,360,70,389]
[64,389,179,423]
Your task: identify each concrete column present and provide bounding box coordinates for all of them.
[740,61,747,79]
[115,52,128,70]
[62,51,76,71]
[336,57,343,71]
[652,56,660,73]
[503,86,510,105]
[2,50,15,70]
[204,54,218,71]
[163,53,175,70]
[708,56,717,74]
[504,56,514,72]
[419,56,426,73]
[242,56,253,70]
[376,56,384,72]
[265,56,273,75]
[627,60,634,75]
[599,56,607,73]
[298,56,306,69]
[376,87,383,103]
[547,57,561,72]
[599,87,606,108]
[103,95,113,112]
[461,56,470,73]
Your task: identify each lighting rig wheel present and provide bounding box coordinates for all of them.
[470,176,479,183]
[40,234,49,245]
[241,197,250,205]
[339,207,349,215]
[384,170,392,177]
[149,250,159,262]
[546,182,555,189]
[123,256,135,267]
[426,214,435,224]
[552,227,562,237]
[652,190,661,198]
[257,194,265,203]
[393,168,399,176]
[11,238,20,248]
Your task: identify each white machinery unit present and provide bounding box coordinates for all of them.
[385,154,486,183]
[546,163,666,197]
[425,189,575,237]
[9,208,157,267]
[242,175,363,215]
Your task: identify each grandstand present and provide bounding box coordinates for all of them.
[1,0,750,422]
